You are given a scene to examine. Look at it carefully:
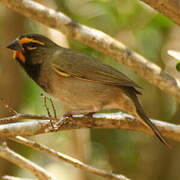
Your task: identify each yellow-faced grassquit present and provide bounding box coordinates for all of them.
[7,34,168,147]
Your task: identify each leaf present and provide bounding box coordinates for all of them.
[167,50,180,72]
[176,62,180,72]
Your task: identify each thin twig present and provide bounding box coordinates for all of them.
[41,93,58,129]
[41,93,51,118]
[11,136,130,180]
[0,142,56,180]
[1,0,180,102]
[49,98,57,118]
[0,113,57,124]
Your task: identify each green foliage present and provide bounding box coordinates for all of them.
[176,61,180,72]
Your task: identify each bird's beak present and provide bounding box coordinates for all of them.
[6,40,22,51]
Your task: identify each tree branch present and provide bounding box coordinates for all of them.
[0,112,179,142]
[11,136,130,180]
[141,0,180,26]
[2,175,33,180]
[0,142,55,180]
[0,0,180,102]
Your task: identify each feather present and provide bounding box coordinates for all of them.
[52,48,141,89]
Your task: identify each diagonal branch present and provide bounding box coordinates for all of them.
[0,0,180,102]
[0,112,179,142]
[141,0,180,26]
[11,136,130,180]
[2,175,33,180]
[0,142,55,180]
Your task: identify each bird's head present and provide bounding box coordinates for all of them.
[7,34,57,65]
[6,34,59,82]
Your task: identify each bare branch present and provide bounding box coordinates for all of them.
[41,93,52,118]
[141,0,180,26]
[0,113,57,124]
[11,136,130,180]
[2,175,33,180]
[0,112,179,142]
[0,142,56,180]
[0,0,180,101]
[49,98,57,119]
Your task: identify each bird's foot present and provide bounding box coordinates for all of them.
[55,113,73,129]
[53,109,98,130]
[49,120,57,130]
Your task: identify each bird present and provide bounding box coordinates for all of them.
[6,33,169,147]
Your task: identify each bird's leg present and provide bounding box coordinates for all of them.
[55,113,72,127]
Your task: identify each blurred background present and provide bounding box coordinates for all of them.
[0,0,180,179]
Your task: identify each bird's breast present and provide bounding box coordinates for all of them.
[50,71,124,112]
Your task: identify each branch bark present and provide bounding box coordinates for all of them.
[11,136,130,180]
[0,0,180,102]
[141,0,180,26]
[2,175,33,180]
[0,112,180,142]
[0,142,55,180]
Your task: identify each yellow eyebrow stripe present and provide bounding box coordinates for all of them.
[19,37,45,46]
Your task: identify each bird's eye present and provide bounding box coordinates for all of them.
[26,43,37,50]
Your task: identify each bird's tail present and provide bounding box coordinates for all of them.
[134,98,170,148]
[122,87,170,149]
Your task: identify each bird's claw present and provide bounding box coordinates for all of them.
[55,114,73,129]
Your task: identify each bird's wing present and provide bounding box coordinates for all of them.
[52,48,141,89]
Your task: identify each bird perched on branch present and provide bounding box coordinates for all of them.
[7,34,169,147]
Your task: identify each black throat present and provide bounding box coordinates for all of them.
[19,60,42,82]
[18,59,51,93]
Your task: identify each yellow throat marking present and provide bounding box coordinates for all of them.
[13,50,26,62]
